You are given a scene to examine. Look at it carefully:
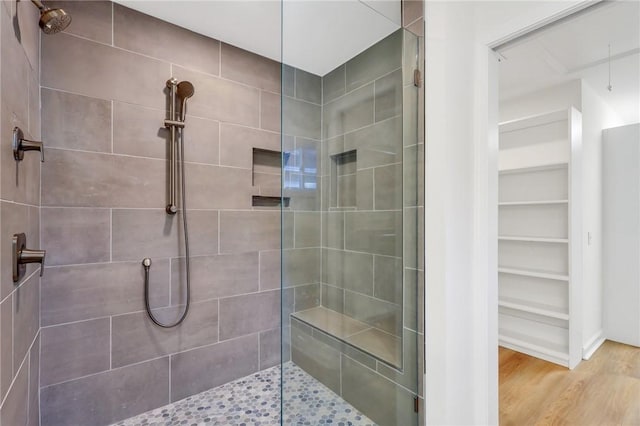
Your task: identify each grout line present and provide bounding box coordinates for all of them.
[168,355,172,402]
[258,90,262,129]
[37,85,308,139]
[111,2,114,46]
[41,145,254,170]
[110,100,114,153]
[0,324,40,409]
[109,208,113,262]
[217,211,221,255]
[109,316,112,369]
[39,329,265,391]
[217,122,222,166]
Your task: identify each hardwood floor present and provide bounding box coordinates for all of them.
[499,340,640,425]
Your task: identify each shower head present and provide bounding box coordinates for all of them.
[176,81,195,121]
[31,0,71,34]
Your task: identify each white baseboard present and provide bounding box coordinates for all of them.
[582,330,605,360]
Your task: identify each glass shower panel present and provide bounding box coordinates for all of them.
[281,3,423,424]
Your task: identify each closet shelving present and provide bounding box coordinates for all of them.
[498,108,582,369]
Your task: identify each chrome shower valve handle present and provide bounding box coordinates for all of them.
[13,127,44,162]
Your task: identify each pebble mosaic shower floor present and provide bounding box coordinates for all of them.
[113,362,375,426]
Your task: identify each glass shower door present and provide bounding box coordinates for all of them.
[280,3,424,425]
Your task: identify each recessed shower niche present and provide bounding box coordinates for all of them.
[330,149,358,209]
[252,148,290,207]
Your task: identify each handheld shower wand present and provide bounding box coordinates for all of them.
[144,78,195,328]
[177,81,195,122]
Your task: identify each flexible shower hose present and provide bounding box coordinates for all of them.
[142,127,191,328]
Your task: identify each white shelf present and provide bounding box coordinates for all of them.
[499,200,568,207]
[499,331,569,367]
[498,267,569,282]
[498,107,581,369]
[498,236,569,244]
[499,162,568,175]
[499,297,569,320]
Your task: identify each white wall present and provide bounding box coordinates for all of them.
[424,1,597,424]
[580,81,624,355]
[500,80,582,122]
[602,123,640,347]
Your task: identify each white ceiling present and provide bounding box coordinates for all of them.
[498,1,640,124]
[113,0,400,76]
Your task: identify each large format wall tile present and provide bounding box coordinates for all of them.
[322,65,346,103]
[1,10,30,126]
[40,318,111,387]
[28,333,40,426]
[218,290,280,340]
[219,210,280,253]
[183,163,253,210]
[13,274,40,375]
[1,201,39,298]
[323,84,374,139]
[40,358,170,426]
[290,318,341,394]
[112,102,168,160]
[344,116,402,169]
[170,253,258,304]
[374,255,403,304]
[323,249,373,296]
[46,1,113,44]
[114,4,220,76]
[374,69,403,122]
[113,103,221,165]
[344,290,401,336]
[282,248,321,287]
[374,163,403,210]
[344,211,402,257]
[14,0,39,72]
[112,209,218,261]
[170,335,259,402]
[259,250,280,291]
[295,283,320,311]
[295,69,322,104]
[1,296,13,400]
[345,29,403,92]
[341,355,417,426]
[1,106,41,205]
[221,43,280,93]
[42,149,165,208]
[283,97,321,140]
[260,91,280,132]
[41,207,111,266]
[41,260,170,326]
[219,123,279,169]
[42,33,170,110]
[0,359,29,426]
[111,299,218,368]
[172,65,260,127]
[259,327,288,369]
[294,212,321,248]
[41,88,112,153]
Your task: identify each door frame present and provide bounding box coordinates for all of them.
[423,1,600,424]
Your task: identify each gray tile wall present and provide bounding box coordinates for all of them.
[319,29,405,340]
[0,1,42,425]
[35,3,315,425]
[289,24,426,425]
